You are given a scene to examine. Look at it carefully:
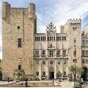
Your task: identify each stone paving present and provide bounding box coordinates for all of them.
[0,80,87,88]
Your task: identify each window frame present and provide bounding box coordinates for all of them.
[18,38,22,48]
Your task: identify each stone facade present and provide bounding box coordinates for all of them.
[34,21,81,80]
[2,2,37,80]
[1,2,88,80]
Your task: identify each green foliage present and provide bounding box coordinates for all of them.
[56,71,62,78]
[68,74,72,81]
[77,67,84,75]
[69,65,84,75]
[69,65,78,75]
[69,65,84,81]
[14,71,22,79]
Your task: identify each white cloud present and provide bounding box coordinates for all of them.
[37,0,88,32]
[0,0,88,59]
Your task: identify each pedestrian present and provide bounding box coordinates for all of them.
[80,78,83,84]
[25,78,28,87]
[7,77,10,82]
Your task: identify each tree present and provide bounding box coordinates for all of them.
[68,74,73,81]
[14,69,25,81]
[15,71,22,80]
[81,67,87,81]
[56,71,62,78]
[69,65,78,74]
[77,67,84,75]
[69,65,84,81]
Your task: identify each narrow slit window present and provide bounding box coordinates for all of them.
[18,38,22,48]
[18,65,21,70]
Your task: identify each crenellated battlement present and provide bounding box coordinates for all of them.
[2,2,36,20]
[66,19,81,24]
[2,2,10,19]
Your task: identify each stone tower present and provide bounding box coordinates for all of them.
[60,19,82,67]
[2,2,37,80]
[66,19,82,67]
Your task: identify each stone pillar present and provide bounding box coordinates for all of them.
[61,60,63,74]
[54,61,56,79]
[39,60,41,80]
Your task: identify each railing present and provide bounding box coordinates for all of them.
[81,45,88,47]
[48,46,56,49]
[41,55,46,57]
[81,55,88,57]
[34,55,68,58]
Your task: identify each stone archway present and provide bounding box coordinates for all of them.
[49,67,54,79]
[82,66,88,81]
[0,71,2,80]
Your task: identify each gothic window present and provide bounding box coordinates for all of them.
[62,36,66,40]
[86,40,88,46]
[74,38,76,43]
[18,65,21,70]
[41,37,46,41]
[82,59,85,63]
[50,37,52,41]
[36,72,39,76]
[43,72,46,76]
[50,44,52,48]
[64,61,66,64]
[74,49,76,57]
[42,61,45,64]
[41,37,43,41]
[86,50,88,56]
[50,61,53,64]
[41,50,45,57]
[18,38,22,48]
[35,50,39,57]
[54,37,55,41]
[56,50,60,57]
[82,40,85,46]
[35,37,37,41]
[58,62,60,64]
[73,27,77,31]
[86,59,88,63]
[50,50,53,57]
[63,50,66,57]
[82,50,85,56]
[47,37,55,41]
[47,37,49,41]
[36,60,39,64]
[35,37,40,41]
[56,36,61,41]
[37,37,40,41]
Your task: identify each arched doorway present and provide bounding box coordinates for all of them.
[82,66,88,81]
[0,71,2,80]
[49,67,54,79]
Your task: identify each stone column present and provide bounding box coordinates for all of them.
[39,60,41,80]
[54,60,56,79]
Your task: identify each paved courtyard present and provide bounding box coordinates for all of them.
[0,80,87,88]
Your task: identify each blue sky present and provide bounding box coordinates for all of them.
[0,0,88,59]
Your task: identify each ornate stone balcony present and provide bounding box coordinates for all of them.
[34,55,68,59]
